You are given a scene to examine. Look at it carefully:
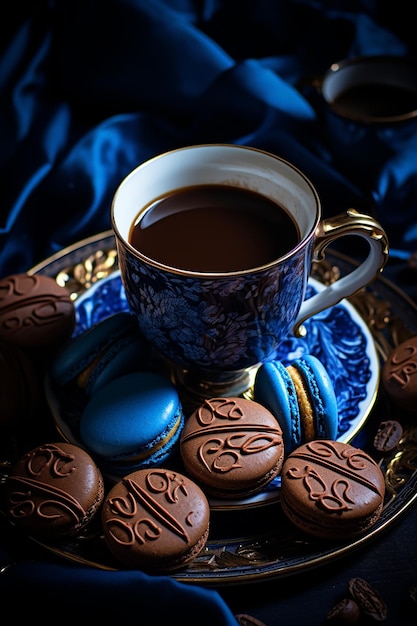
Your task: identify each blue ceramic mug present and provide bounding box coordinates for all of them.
[111,144,388,400]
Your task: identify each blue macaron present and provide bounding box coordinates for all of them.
[79,371,185,479]
[49,311,151,397]
[254,355,338,454]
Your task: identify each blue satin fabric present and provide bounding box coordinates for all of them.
[1,0,416,617]
[0,558,237,623]
[1,0,416,278]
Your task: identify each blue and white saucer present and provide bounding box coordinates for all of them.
[47,270,379,510]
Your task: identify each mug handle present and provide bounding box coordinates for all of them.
[293,209,389,336]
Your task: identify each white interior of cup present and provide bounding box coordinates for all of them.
[322,56,417,105]
[111,144,320,252]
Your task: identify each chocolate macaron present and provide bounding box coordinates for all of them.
[4,442,105,538]
[280,440,385,540]
[382,335,417,412]
[0,273,75,350]
[180,397,284,499]
[101,467,210,572]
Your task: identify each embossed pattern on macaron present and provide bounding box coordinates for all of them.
[0,273,75,348]
[280,440,385,539]
[5,442,104,536]
[180,397,284,498]
[382,335,417,411]
[102,468,210,571]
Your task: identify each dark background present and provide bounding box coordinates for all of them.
[1,2,417,623]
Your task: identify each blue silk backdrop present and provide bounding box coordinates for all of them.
[1,0,417,278]
[1,1,417,621]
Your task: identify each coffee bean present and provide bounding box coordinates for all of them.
[326,597,360,623]
[348,577,388,621]
[373,420,403,453]
[407,251,417,272]
[235,614,267,626]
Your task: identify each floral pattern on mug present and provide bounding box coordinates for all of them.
[118,242,308,377]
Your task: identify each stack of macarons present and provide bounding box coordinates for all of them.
[0,272,76,435]
[253,354,339,454]
[49,311,185,481]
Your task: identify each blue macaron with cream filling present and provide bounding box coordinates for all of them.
[254,355,338,454]
[49,311,151,397]
[79,371,184,480]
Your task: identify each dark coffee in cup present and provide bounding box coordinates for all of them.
[322,55,417,123]
[332,83,417,120]
[113,144,388,398]
[129,184,300,272]
[320,56,417,182]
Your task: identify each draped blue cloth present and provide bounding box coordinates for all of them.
[1,0,416,277]
[1,0,416,618]
[0,551,237,623]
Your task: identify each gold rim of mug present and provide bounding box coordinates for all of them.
[111,143,320,278]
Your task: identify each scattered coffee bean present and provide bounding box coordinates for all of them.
[373,420,403,453]
[348,577,388,621]
[409,581,417,604]
[235,614,267,626]
[407,251,417,272]
[326,597,360,624]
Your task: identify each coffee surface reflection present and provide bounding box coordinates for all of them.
[129,184,300,272]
